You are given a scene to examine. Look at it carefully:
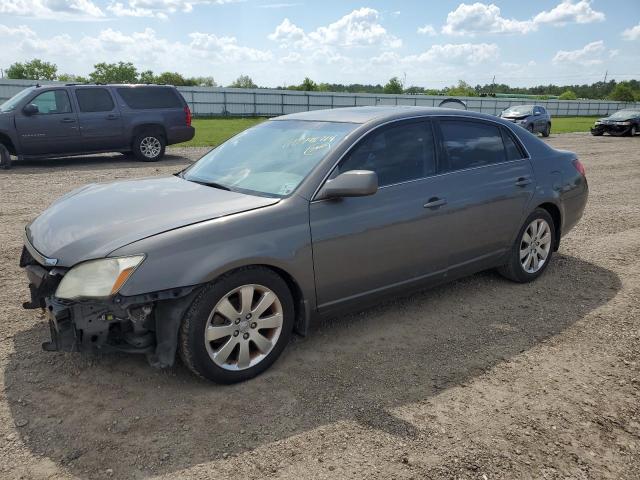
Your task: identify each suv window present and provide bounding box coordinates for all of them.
[30,90,72,115]
[117,87,182,109]
[76,88,115,112]
[337,120,436,187]
[439,120,506,171]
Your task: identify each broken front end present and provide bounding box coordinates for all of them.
[20,239,200,369]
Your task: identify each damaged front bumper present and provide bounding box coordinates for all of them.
[20,245,201,368]
[591,123,633,136]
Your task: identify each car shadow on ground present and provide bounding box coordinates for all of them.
[4,153,193,173]
[5,254,621,478]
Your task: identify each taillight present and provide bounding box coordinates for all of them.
[573,158,586,176]
[184,106,192,127]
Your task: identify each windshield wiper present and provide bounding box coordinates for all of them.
[187,179,232,191]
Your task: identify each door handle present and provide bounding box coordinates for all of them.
[106,114,119,120]
[60,118,76,123]
[515,177,532,187]
[423,197,447,209]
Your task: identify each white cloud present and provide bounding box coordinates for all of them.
[533,0,604,26]
[106,0,240,18]
[441,1,605,36]
[442,3,536,35]
[417,24,437,36]
[189,32,273,62]
[552,40,606,66]
[0,0,104,19]
[622,22,640,41]
[405,43,499,65]
[269,8,401,49]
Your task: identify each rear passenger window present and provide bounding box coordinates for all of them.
[117,87,182,109]
[338,121,436,187]
[501,128,525,161]
[440,120,506,171]
[76,88,114,112]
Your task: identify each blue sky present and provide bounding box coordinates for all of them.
[0,0,638,87]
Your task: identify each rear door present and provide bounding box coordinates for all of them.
[309,119,450,310]
[73,88,125,150]
[434,119,535,270]
[15,89,81,155]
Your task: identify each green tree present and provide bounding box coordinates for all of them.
[7,59,58,80]
[383,76,403,94]
[57,73,89,84]
[89,62,138,84]
[155,71,189,86]
[139,70,155,84]
[446,80,476,97]
[190,76,216,87]
[229,75,257,88]
[559,90,577,100]
[609,83,636,102]
[300,77,317,91]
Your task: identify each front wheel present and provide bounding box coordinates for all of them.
[0,143,12,169]
[133,133,165,162]
[498,208,556,283]
[179,267,294,383]
[542,123,551,137]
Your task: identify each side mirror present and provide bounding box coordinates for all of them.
[23,104,39,115]
[316,170,378,200]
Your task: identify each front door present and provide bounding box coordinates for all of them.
[15,89,81,155]
[309,119,449,310]
[73,88,125,151]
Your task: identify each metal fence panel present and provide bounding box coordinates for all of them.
[0,78,638,118]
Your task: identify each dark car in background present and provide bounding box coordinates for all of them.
[20,106,588,384]
[0,84,194,168]
[501,105,551,137]
[591,109,640,136]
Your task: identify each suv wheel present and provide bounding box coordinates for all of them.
[526,124,535,134]
[179,267,294,384]
[542,123,551,137]
[498,208,556,283]
[133,133,165,162]
[0,143,12,170]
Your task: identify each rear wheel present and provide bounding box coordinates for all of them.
[133,132,165,162]
[498,208,555,283]
[0,143,11,170]
[541,123,551,137]
[179,267,294,383]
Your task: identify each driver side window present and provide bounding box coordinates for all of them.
[336,120,436,187]
[30,90,72,115]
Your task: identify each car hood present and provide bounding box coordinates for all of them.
[26,176,280,266]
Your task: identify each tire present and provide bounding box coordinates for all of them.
[542,123,551,137]
[526,124,535,134]
[179,266,294,384]
[132,132,165,162]
[591,129,603,136]
[629,125,638,137]
[498,208,556,283]
[0,143,12,170]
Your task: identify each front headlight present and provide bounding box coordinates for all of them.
[56,255,145,300]
[614,121,631,125]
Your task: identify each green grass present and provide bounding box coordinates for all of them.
[183,117,266,147]
[551,116,598,134]
[182,115,597,148]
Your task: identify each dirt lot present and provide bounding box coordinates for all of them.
[0,134,638,480]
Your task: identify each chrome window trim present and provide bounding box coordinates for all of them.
[311,113,532,202]
[23,229,58,267]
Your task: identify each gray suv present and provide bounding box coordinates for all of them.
[0,84,195,168]
[501,105,551,137]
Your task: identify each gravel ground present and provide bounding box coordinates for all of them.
[0,134,639,480]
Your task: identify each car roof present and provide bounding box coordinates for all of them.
[271,105,505,125]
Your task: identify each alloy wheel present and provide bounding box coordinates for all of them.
[140,136,161,158]
[204,284,283,371]
[520,218,552,274]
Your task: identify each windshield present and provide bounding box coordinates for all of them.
[183,120,357,197]
[0,87,35,113]
[503,105,534,116]
[608,110,639,120]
